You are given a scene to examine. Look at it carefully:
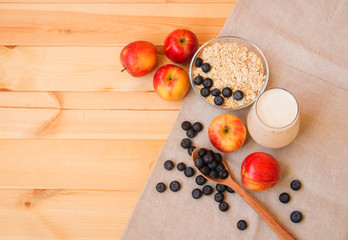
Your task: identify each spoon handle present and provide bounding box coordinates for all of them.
[226,179,296,240]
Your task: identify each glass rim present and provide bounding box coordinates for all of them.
[189,35,269,111]
[255,87,299,129]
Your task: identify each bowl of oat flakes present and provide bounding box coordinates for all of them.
[189,36,269,110]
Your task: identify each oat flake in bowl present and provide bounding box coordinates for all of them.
[190,36,269,110]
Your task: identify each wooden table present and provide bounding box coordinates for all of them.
[0,1,234,239]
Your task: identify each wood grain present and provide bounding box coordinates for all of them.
[0,3,233,45]
[0,46,192,91]
[0,139,165,190]
[0,46,177,91]
[0,91,182,110]
[0,189,139,239]
[0,107,178,139]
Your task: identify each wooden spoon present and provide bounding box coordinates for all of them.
[192,148,296,240]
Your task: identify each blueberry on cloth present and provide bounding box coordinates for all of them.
[290,180,301,191]
[192,188,203,199]
[219,202,229,212]
[180,138,191,149]
[156,182,166,193]
[290,211,303,223]
[237,220,247,230]
[164,160,174,170]
[188,146,196,156]
[181,121,192,130]
[202,185,213,195]
[279,192,290,204]
[184,167,195,177]
[169,181,181,192]
[195,175,207,186]
[177,162,186,171]
[214,192,224,202]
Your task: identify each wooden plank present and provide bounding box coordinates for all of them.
[0,139,166,189]
[0,46,188,91]
[0,189,139,239]
[0,107,178,139]
[0,91,182,110]
[0,3,233,45]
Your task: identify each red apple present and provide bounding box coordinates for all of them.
[153,64,190,101]
[208,114,247,152]
[164,29,198,63]
[241,152,280,191]
[120,41,157,77]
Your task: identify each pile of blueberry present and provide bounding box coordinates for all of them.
[156,158,248,230]
[194,148,229,179]
[180,121,203,156]
[278,180,303,223]
[194,57,244,106]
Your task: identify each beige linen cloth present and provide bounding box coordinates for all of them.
[122,0,348,239]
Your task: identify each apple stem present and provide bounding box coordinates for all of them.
[121,68,126,72]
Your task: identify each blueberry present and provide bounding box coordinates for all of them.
[192,122,203,132]
[219,202,229,212]
[156,182,166,193]
[216,184,226,192]
[219,169,229,179]
[200,166,210,176]
[222,87,233,98]
[194,158,205,169]
[203,152,213,164]
[202,185,213,195]
[214,96,224,106]
[180,138,191,149]
[201,63,211,73]
[181,121,192,130]
[216,163,225,172]
[177,162,186,171]
[200,87,210,97]
[237,220,247,230]
[290,180,301,191]
[208,160,218,170]
[290,211,303,223]
[164,160,174,170]
[198,148,207,157]
[214,192,224,202]
[195,175,207,186]
[203,78,213,88]
[226,186,235,193]
[209,170,218,178]
[279,192,290,204]
[169,181,181,192]
[195,57,203,67]
[184,167,195,177]
[233,90,244,101]
[207,150,214,156]
[186,129,197,138]
[193,76,203,85]
[211,88,221,96]
[213,153,222,162]
[188,146,196,156]
[192,188,203,199]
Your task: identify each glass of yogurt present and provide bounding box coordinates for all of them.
[247,88,300,148]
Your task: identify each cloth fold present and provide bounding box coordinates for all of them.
[122,0,348,239]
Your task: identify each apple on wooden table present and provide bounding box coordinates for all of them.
[120,41,157,77]
[153,64,190,101]
[164,29,198,63]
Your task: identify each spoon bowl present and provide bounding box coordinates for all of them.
[192,147,296,240]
